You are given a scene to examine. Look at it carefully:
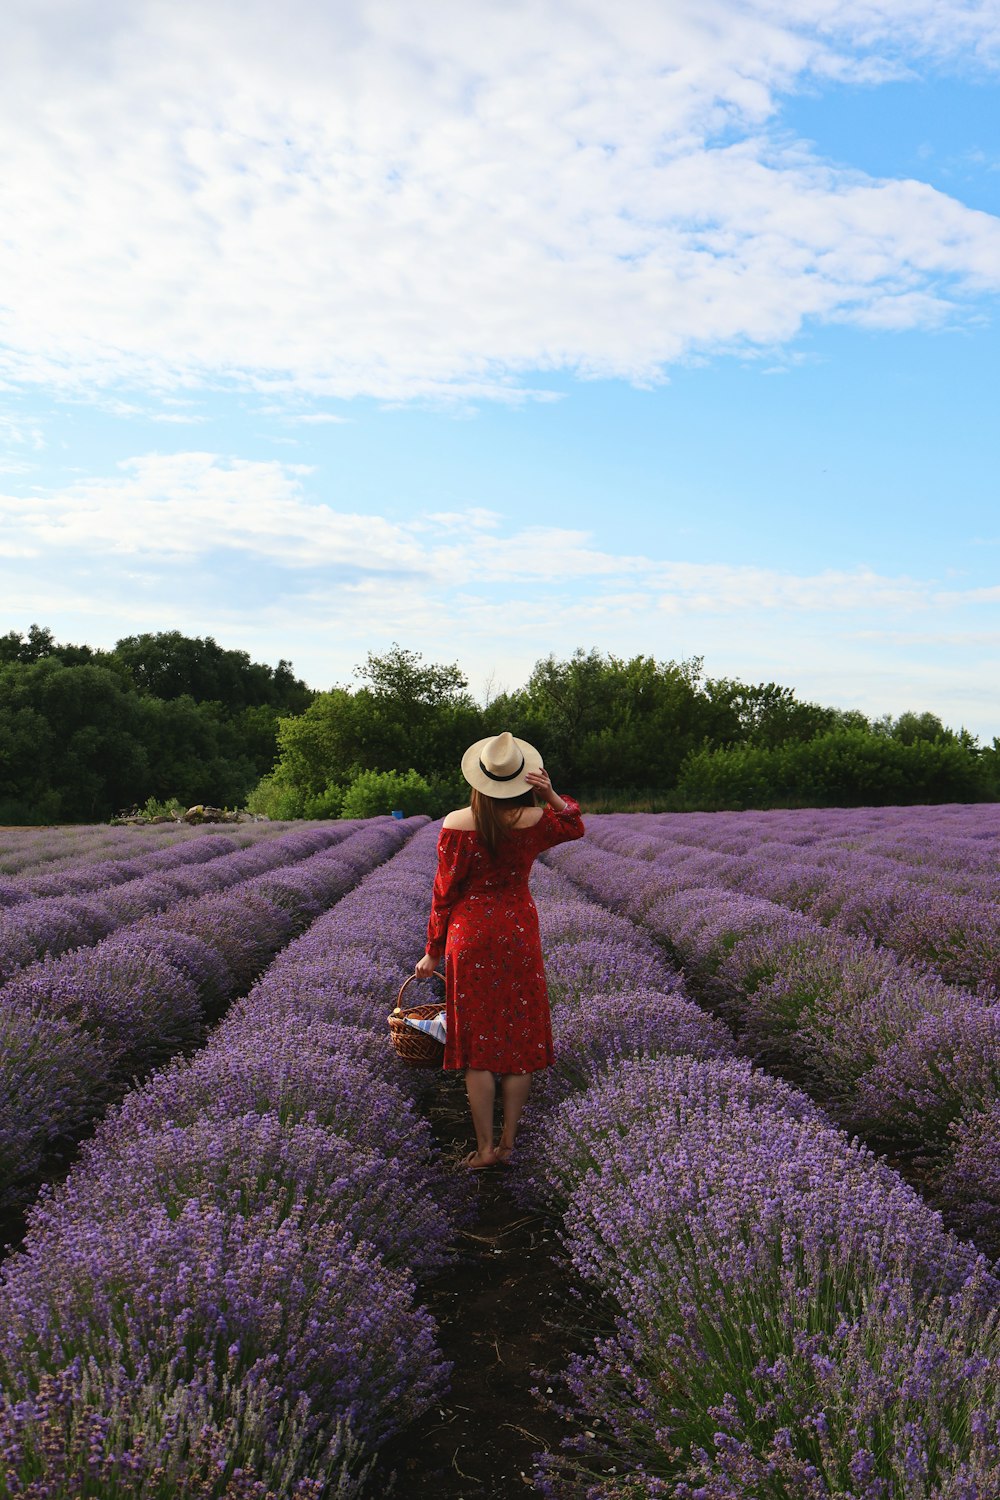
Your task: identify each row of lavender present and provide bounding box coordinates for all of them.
[0,824,369,983]
[523,861,1000,1496]
[547,822,1000,1255]
[0,822,463,1498]
[0,820,300,907]
[0,821,208,876]
[626,801,1000,875]
[583,804,1000,996]
[0,819,417,1212]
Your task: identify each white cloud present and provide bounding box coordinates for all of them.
[285,413,353,425]
[0,413,42,444]
[0,453,989,613]
[3,448,1000,735]
[0,451,956,607]
[0,1,998,403]
[0,412,44,473]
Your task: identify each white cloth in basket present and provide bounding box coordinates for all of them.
[403,1009,447,1045]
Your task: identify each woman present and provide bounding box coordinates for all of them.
[414,730,585,1169]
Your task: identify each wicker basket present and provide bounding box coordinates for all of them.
[388,971,446,1068]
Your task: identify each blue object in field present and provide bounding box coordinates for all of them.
[391,809,405,819]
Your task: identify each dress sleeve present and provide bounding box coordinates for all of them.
[536,795,585,852]
[425,830,475,962]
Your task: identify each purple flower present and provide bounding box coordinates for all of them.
[0,1201,449,1493]
[0,818,425,1205]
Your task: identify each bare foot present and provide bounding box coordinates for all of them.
[460,1148,497,1171]
[495,1141,514,1166]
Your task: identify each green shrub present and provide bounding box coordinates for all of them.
[675,729,991,810]
[301,783,346,819]
[426,771,469,815]
[141,795,185,820]
[338,768,470,819]
[340,768,436,819]
[245,771,307,820]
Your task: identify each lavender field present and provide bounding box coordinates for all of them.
[1,806,999,1497]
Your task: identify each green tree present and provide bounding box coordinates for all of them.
[869,709,980,751]
[111,630,312,713]
[0,698,61,822]
[510,649,712,789]
[0,658,149,820]
[246,646,483,817]
[266,689,366,803]
[351,643,484,774]
[135,696,261,808]
[0,635,295,820]
[702,678,837,749]
[0,624,101,668]
[0,624,57,664]
[355,643,468,706]
[979,738,1000,798]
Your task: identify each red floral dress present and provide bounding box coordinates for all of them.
[425,799,586,1073]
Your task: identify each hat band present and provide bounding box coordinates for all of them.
[478,752,525,783]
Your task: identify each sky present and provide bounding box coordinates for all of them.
[1,0,999,739]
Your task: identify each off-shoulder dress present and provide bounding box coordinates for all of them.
[424,798,585,1073]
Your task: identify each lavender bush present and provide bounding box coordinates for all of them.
[0,1007,107,1193]
[519,856,1000,1496]
[13,830,242,899]
[948,1101,1000,1256]
[0,894,118,978]
[0,1202,448,1498]
[0,818,423,1209]
[98,1033,442,1177]
[223,821,449,1047]
[0,819,459,1497]
[532,989,737,1114]
[0,822,199,878]
[0,824,357,983]
[512,881,707,1132]
[528,1057,1000,1497]
[0,1369,361,1500]
[2,940,204,1080]
[520,1052,828,1213]
[546,821,1000,1250]
[580,806,1000,996]
[30,1109,456,1276]
[852,1000,1000,1153]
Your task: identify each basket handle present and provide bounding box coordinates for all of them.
[395,971,446,1011]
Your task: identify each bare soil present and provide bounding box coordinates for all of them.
[376,1073,591,1498]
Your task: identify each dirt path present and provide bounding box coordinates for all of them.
[377,1074,589,1497]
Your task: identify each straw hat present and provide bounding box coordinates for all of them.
[461,730,543,798]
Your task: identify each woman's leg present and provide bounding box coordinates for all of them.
[496,1072,532,1159]
[464,1069,498,1166]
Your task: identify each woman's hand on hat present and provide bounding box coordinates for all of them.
[525,767,562,807]
[414,953,437,978]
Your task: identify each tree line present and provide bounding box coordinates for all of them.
[0,627,310,823]
[1,629,996,822]
[248,643,999,817]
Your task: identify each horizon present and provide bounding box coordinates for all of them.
[8,622,989,746]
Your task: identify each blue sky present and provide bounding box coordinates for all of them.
[1,1,999,739]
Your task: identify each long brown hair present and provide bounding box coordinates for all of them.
[471,787,537,859]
